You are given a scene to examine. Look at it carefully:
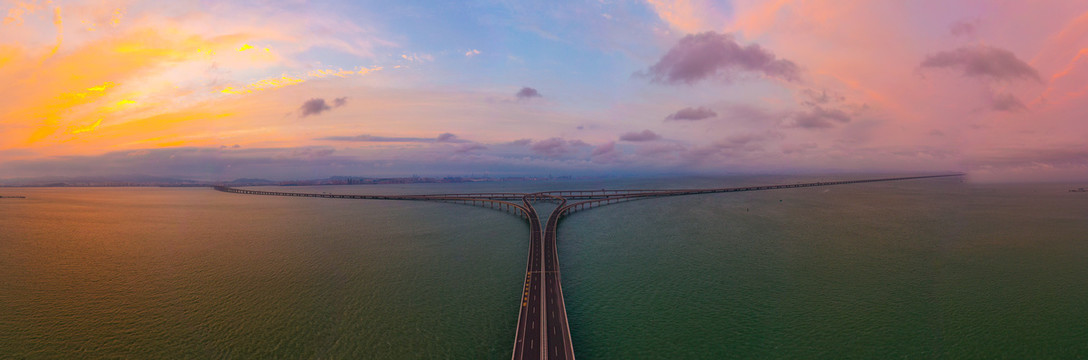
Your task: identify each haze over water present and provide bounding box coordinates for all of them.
[2,176,1087,358]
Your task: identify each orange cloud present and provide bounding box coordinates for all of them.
[0,0,408,172]
[0,45,20,68]
[10,80,117,144]
[56,110,238,153]
[85,82,116,92]
[70,118,102,134]
[1032,10,1088,69]
[3,0,47,25]
[219,66,381,95]
[0,27,265,148]
[219,75,304,94]
[1039,48,1088,106]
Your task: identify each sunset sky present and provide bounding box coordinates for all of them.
[2,0,1087,181]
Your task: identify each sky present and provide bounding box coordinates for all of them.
[1,0,1087,182]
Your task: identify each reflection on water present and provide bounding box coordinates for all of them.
[2,177,1087,358]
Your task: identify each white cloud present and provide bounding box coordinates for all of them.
[401,53,434,62]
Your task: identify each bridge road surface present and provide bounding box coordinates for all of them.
[512,196,576,360]
[543,202,575,360]
[511,199,545,359]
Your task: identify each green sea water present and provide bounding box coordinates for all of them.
[2,176,1087,358]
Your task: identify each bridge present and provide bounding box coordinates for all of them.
[214,173,962,359]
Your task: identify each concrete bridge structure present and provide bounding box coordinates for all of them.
[215,173,962,359]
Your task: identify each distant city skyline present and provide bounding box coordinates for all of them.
[2,1,1087,182]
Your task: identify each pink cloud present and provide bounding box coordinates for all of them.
[619,130,662,142]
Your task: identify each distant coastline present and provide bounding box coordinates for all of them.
[0,175,581,188]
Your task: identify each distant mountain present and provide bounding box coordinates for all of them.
[226,178,276,185]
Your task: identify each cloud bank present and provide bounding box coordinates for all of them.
[619,130,662,142]
[665,106,718,121]
[790,107,851,129]
[516,87,541,99]
[318,133,468,143]
[920,45,1041,82]
[641,32,801,84]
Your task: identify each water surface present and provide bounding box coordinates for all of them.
[2,176,1087,358]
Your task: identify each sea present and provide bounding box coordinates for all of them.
[1,175,1087,358]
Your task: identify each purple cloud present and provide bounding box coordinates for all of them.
[299,98,331,117]
[591,141,617,156]
[920,45,1041,82]
[950,20,977,37]
[590,141,620,163]
[526,137,590,157]
[640,31,801,84]
[516,87,542,99]
[781,142,818,154]
[990,93,1026,112]
[790,107,851,129]
[531,137,570,156]
[568,139,590,147]
[619,130,662,142]
[508,138,533,146]
[681,132,783,164]
[436,133,460,142]
[637,143,686,157]
[455,143,487,153]
[721,104,780,123]
[319,133,469,143]
[665,106,718,121]
[299,97,348,117]
[800,88,846,106]
[715,131,783,152]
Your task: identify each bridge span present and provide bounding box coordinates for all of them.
[215,173,962,359]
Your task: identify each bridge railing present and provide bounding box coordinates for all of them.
[554,174,963,217]
[413,193,527,200]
